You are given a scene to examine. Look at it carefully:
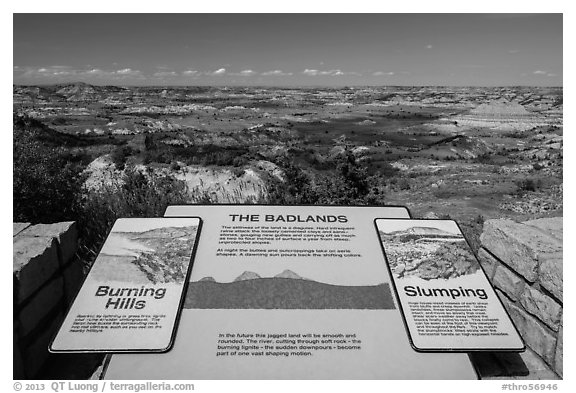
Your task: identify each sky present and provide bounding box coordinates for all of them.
[13,13,563,87]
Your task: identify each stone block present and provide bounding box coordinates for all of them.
[519,285,562,331]
[62,260,85,306]
[20,222,78,266]
[523,217,563,241]
[480,219,562,282]
[22,312,63,378]
[495,287,510,303]
[13,236,59,303]
[539,255,563,302]
[482,291,559,379]
[13,323,26,379]
[554,323,562,377]
[477,248,498,280]
[504,299,557,367]
[493,263,525,300]
[13,222,31,237]
[17,276,64,338]
[518,347,560,380]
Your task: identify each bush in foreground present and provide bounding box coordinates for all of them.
[13,116,86,223]
[267,153,385,206]
[76,167,192,263]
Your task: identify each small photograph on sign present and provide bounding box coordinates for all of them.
[375,218,525,352]
[50,217,201,353]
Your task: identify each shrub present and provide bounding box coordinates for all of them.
[459,215,485,254]
[397,178,411,190]
[266,152,385,205]
[232,156,248,167]
[13,117,86,223]
[231,167,245,178]
[474,152,495,164]
[76,167,192,264]
[144,134,158,151]
[266,158,315,204]
[515,178,542,193]
[170,161,182,171]
[378,162,400,177]
[111,145,138,170]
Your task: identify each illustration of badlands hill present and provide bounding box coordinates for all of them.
[91,225,198,285]
[184,270,395,310]
[379,226,480,280]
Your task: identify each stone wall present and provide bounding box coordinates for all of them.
[478,217,563,378]
[13,222,84,379]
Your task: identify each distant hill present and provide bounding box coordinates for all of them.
[470,98,531,117]
[185,278,395,310]
[14,82,128,103]
[234,271,262,282]
[274,269,306,280]
[56,82,99,101]
[13,114,114,148]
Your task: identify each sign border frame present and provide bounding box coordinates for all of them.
[48,216,204,354]
[163,203,412,217]
[374,217,526,353]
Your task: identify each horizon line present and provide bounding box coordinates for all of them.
[13,82,564,89]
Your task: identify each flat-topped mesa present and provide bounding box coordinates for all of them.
[470,99,531,118]
[451,98,553,131]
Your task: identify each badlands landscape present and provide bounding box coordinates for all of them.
[13,84,563,252]
[378,225,481,280]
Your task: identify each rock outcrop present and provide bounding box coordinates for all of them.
[479,217,562,378]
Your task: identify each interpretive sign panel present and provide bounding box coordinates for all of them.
[375,218,525,352]
[104,205,478,379]
[50,217,201,353]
